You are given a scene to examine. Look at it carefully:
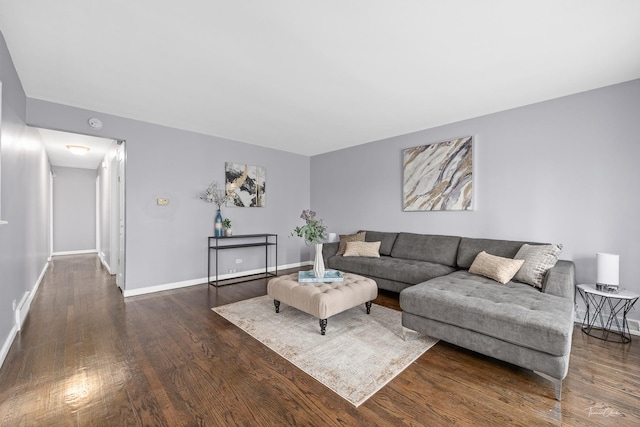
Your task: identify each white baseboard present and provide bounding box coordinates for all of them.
[574,308,640,337]
[123,277,208,297]
[122,261,310,298]
[16,262,48,331]
[52,249,98,256]
[98,252,113,275]
[0,261,49,369]
[0,325,18,370]
[280,261,313,269]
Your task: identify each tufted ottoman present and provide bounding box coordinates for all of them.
[267,272,378,335]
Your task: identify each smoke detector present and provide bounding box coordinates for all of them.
[88,117,103,129]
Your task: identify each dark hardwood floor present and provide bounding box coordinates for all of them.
[1,255,638,426]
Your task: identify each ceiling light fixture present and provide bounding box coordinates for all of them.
[66,145,90,155]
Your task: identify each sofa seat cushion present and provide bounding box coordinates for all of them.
[327,255,456,285]
[399,270,574,356]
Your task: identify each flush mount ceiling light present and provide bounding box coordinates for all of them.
[66,145,90,155]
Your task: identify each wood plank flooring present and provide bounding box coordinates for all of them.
[0,254,638,426]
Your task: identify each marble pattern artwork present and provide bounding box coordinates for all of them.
[403,136,473,211]
[225,162,266,207]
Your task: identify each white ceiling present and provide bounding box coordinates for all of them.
[2,1,639,156]
[37,128,115,170]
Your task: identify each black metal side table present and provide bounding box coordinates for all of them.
[577,284,639,343]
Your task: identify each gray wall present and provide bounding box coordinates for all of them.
[0,31,50,361]
[311,79,640,321]
[26,100,312,293]
[51,166,97,253]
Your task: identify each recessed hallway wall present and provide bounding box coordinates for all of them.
[51,166,96,254]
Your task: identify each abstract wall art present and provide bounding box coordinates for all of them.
[225,162,266,207]
[403,136,473,211]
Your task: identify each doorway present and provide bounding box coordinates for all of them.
[37,127,126,290]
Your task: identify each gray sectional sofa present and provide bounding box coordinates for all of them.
[323,231,575,400]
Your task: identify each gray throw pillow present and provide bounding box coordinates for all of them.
[513,243,563,288]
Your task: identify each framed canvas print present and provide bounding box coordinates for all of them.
[225,162,266,207]
[403,136,473,211]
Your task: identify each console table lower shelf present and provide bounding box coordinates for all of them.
[207,234,277,287]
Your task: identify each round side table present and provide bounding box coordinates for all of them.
[577,284,639,343]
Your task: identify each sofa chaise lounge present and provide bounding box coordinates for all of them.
[323,231,575,400]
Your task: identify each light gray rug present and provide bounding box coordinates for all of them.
[212,295,438,407]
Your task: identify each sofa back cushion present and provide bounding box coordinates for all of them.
[363,231,398,256]
[457,237,541,269]
[390,233,461,267]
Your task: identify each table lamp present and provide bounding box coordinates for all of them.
[596,253,619,293]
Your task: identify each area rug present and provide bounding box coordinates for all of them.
[212,295,438,407]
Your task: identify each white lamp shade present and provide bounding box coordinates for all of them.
[327,233,339,243]
[596,253,619,286]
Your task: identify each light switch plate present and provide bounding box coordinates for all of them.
[157,198,169,206]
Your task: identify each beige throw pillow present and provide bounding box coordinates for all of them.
[336,231,366,255]
[514,243,563,288]
[343,241,381,258]
[469,251,525,284]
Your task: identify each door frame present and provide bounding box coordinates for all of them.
[115,140,126,290]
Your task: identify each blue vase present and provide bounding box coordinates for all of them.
[215,209,224,237]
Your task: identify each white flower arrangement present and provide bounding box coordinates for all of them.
[200,181,230,209]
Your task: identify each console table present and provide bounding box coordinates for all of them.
[207,234,277,287]
[577,284,639,343]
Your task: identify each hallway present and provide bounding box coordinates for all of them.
[0,254,279,425]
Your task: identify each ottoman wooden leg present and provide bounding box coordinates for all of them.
[365,301,372,314]
[319,319,327,335]
[274,300,280,313]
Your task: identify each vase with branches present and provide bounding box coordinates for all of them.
[292,209,328,277]
[201,181,231,236]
